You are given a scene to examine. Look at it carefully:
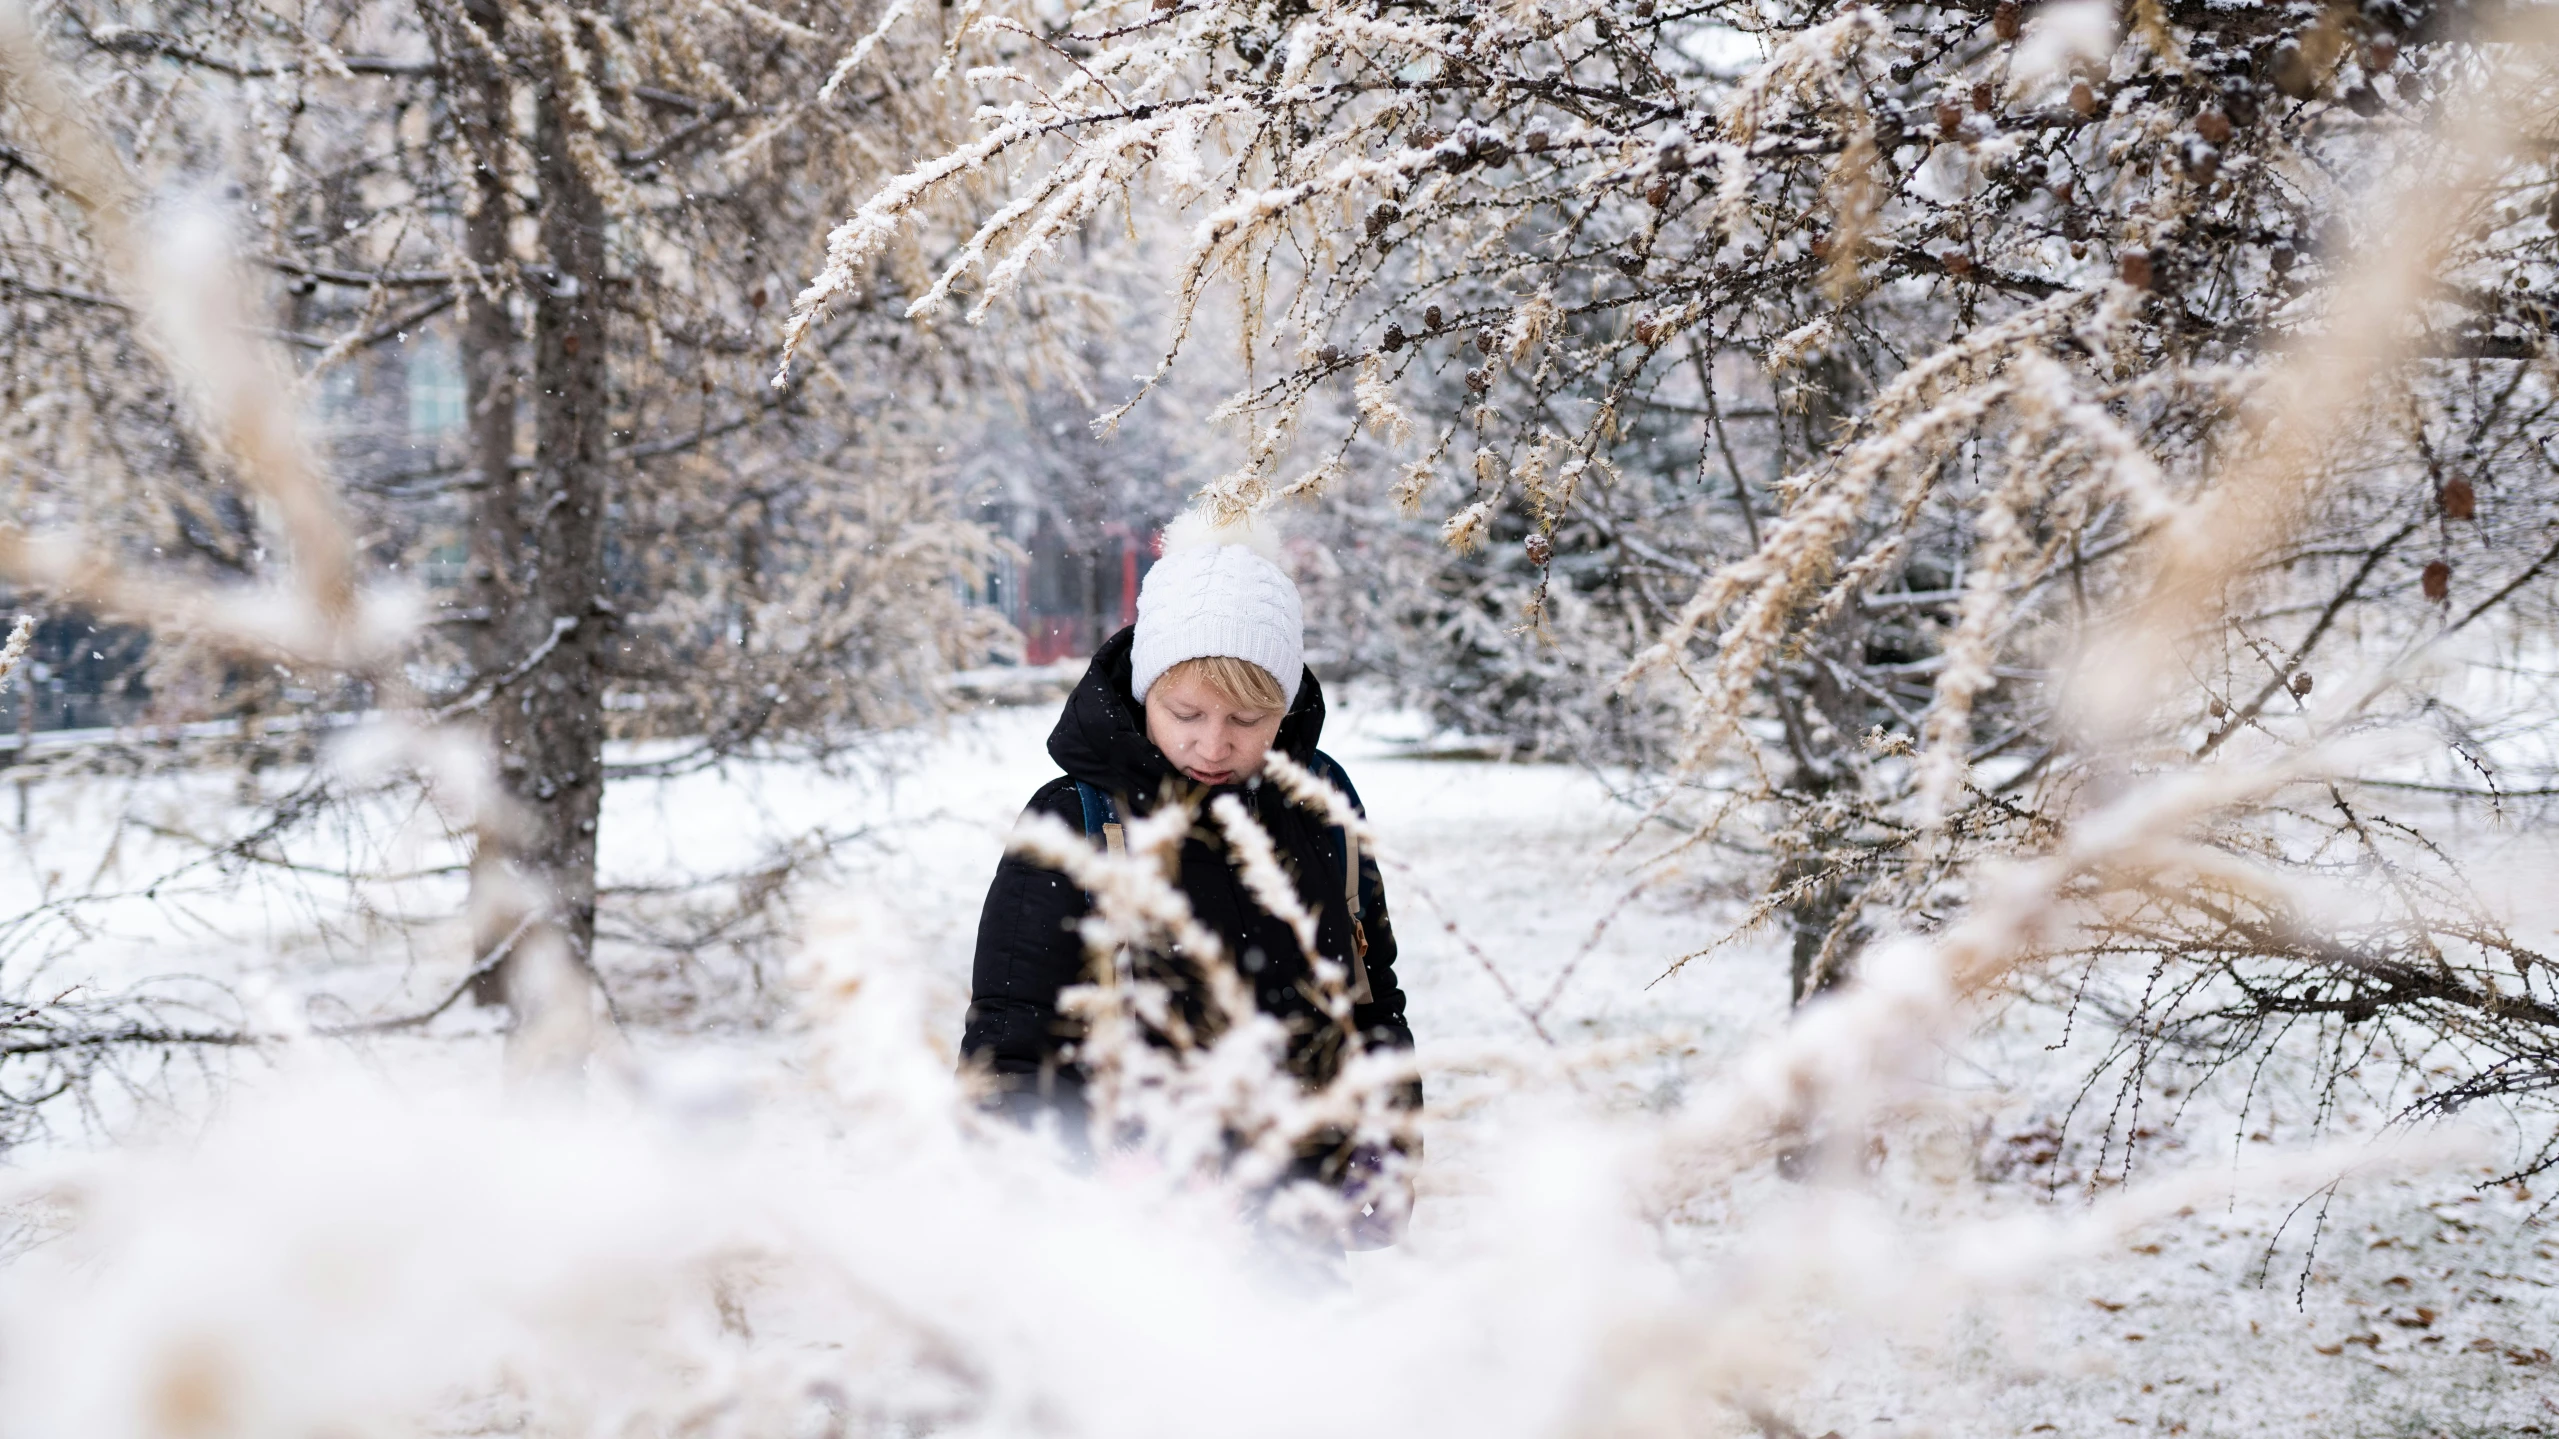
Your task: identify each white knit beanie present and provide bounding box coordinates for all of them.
[1130,510,1305,709]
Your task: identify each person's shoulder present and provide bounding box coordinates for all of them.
[1022,775,1085,825]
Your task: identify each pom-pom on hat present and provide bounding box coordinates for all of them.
[1131,508,1305,709]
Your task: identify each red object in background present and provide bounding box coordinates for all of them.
[1013,525,1161,666]
[1098,523,1151,631]
[1023,617,1081,665]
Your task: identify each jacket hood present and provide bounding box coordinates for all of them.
[1049,625,1324,802]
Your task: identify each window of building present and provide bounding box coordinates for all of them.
[407,332,467,441]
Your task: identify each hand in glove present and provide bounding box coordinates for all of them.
[1339,1143,1416,1251]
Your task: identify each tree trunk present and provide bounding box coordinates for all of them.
[433,0,526,1009]
[1773,350,1868,1008]
[1782,827,1859,1006]
[438,2,612,1026]
[499,49,612,993]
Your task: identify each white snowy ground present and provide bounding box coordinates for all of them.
[3,694,2556,1436]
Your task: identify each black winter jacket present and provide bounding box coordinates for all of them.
[961,626,1417,1127]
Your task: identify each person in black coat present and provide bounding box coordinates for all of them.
[961,514,1419,1245]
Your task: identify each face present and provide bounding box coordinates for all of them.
[1143,670,1285,787]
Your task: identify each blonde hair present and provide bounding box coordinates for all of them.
[1158,654,1286,712]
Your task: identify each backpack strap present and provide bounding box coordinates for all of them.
[1071,779,1126,857]
[1308,750,1373,1005]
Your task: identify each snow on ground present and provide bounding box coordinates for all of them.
[2,691,2556,1436]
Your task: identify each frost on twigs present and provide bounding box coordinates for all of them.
[1002,778,1401,1206]
[0,618,32,693]
[1006,802,1293,1185]
[0,26,374,668]
[1259,749,1377,852]
[1210,794,1320,962]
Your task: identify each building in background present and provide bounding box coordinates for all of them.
[960,384,1183,668]
[1017,515,1155,664]
[0,611,152,739]
[2,330,467,743]
[970,506,1158,665]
